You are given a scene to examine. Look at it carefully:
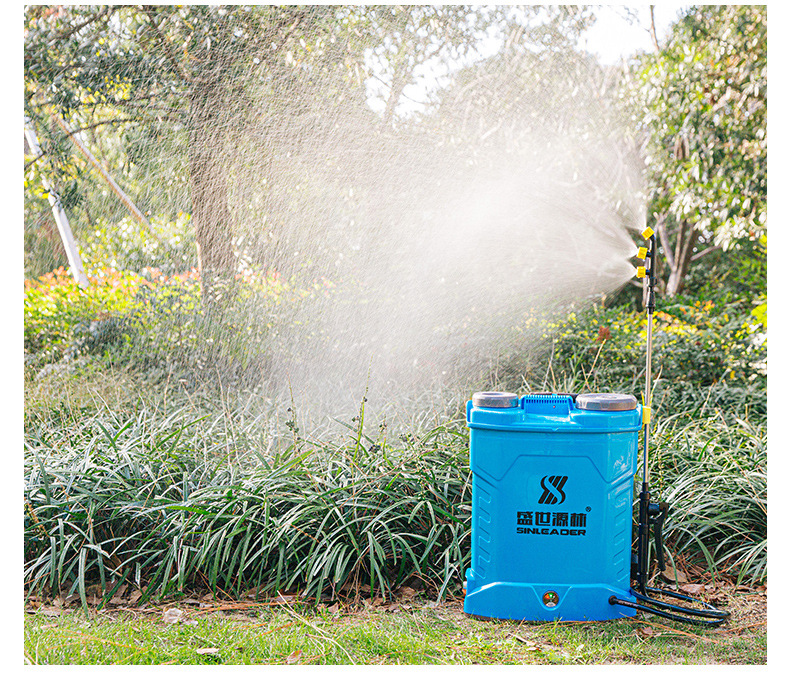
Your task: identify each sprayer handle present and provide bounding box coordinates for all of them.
[649,502,669,571]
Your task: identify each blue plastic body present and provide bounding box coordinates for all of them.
[464,394,641,621]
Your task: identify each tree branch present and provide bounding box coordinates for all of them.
[113,99,183,116]
[649,5,661,53]
[673,218,687,271]
[656,213,675,269]
[24,117,149,170]
[55,5,115,42]
[24,152,47,171]
[691,244,721,262]
[52,114,160,241]
[64,117,139,135]
[141,6,193,84]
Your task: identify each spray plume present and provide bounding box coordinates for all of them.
[224,41,645,424]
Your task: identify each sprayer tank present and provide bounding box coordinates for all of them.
[464,391,641,621]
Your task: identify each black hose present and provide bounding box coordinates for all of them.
[635,586,729,619]
[609,586,730,627]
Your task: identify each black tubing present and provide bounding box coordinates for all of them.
[609,587,730,627]
[608,595,723,626]
[634,586,729,619]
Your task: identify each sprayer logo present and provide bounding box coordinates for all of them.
[538,475,568,505]
[516,476,587,537]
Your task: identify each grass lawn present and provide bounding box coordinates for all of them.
[24,589,766,665]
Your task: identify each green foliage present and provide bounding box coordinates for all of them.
[649,413,766,586]
[121,268,298,385]
[24,5,357,276]
[23,375,767,611]
[24,5,620,282]
[24,403,471,604]
[654,6,765,241]
[543,298,766,585]
[24,257,339,388]
[24,267,145,367]
[24,5,525,278]
[547,295,766,418]
[623,5,767,295]
[22,263,196,369]
[81,213,196,275]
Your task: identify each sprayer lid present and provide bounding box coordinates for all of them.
[575,392,637,412]
[472,392,520,409]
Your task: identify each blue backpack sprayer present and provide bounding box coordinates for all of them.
[463,227,729,626]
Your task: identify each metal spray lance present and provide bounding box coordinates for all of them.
[634,227,668,594]
[607,227,730,626]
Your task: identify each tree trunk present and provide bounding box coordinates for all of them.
[665,219,697,296]
[188,79,236,301]
[24,116,90,288]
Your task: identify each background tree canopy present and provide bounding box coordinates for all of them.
[24,5,766,304]
[24,5,518,280]
[624,5,766,297]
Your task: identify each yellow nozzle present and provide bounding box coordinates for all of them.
[642,226,655,240]
[642,406,651,426]
[636,266,647,278]
[636,246,648,260]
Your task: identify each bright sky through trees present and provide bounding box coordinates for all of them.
[369,4,689,118]
[581,4,689,63]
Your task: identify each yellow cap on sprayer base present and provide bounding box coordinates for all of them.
[642,226,655,240]
[636,266,647,278]
[636,247,648,260]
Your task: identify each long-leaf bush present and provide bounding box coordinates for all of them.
[649,412,766,585]
[24,400,471,605]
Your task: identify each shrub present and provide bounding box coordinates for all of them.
[24,267,146,367]
[23,391,767,609]
[649,412,767,585]
[24,402,471,604]
[24,263,335,386]
[547,297,766,419]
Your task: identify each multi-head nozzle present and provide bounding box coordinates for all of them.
[634,227,655,278]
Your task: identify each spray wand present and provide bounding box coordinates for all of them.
[634,227,668,596]
[607,227,730,627]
